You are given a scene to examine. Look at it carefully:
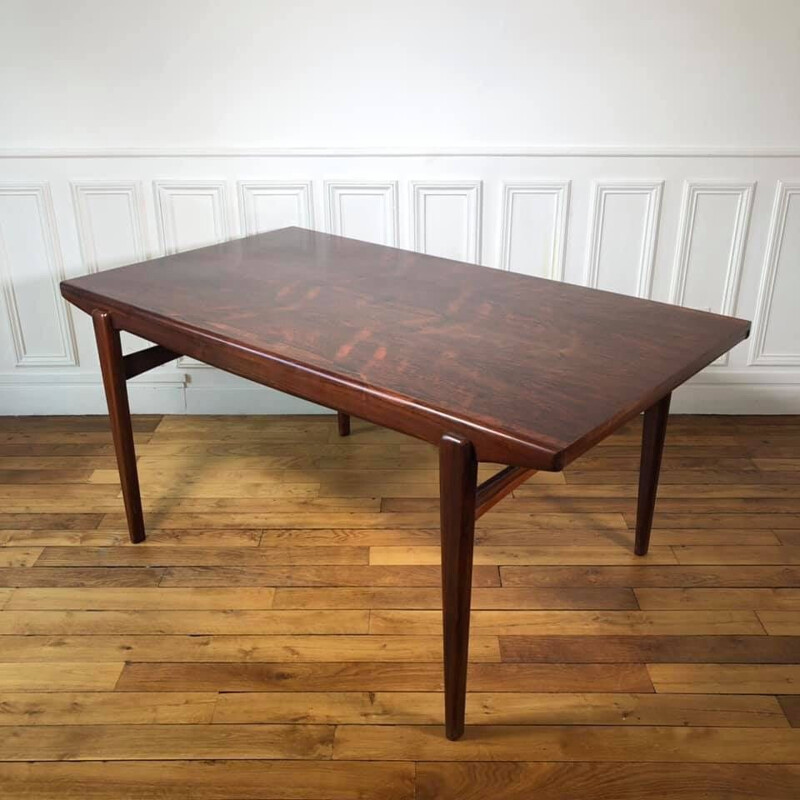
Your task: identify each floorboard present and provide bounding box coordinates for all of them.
[0,413,798,798]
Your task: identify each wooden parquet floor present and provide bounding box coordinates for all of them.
[0,413,799,799]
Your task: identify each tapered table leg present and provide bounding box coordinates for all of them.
[634,392,671,556]
[92,310,145,544]
[439,433,478,740]
[337,411,350,437]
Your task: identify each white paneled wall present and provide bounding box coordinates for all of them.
[749,183,800,368]
[584,182,663,299]
[0,184,76,368]
[413,182,482,263]
[0,152,799,414]
[325,182,398,246]
[239,183,314,236]
[500,183,569,281]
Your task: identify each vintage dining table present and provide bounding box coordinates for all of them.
[60,226,751,740]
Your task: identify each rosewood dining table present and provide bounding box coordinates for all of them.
[60,226,751,740]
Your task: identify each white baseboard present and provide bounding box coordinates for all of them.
[184,386,328,415]
[1,371,799,416]
[671,383,800,413]
[0,374,187,415]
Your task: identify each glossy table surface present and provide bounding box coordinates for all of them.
[61,227,750,469]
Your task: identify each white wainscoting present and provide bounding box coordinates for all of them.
[325,181,398,246]
[239,182,314,236]
[500,182,570,280]
[584,181,663,299]
[0,150,799,415]
[0,184,77,369]
[413,182,482,263]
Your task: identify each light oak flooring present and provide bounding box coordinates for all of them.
[0,413,799,798]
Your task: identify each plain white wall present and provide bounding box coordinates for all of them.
[2,0,799,150]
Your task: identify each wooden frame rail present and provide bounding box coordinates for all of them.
[475,465,537,518]
[123,344,180,379]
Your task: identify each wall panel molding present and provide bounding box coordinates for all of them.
[4,146,800,159]
[238,181,313,236]
[71,181,149,272]
[0,155,798,413]
[584,181,663,298]
[669,181,754,366]
[324,181,398,246]
[0,183,77,367]
[412,181,482,263]
[670,181,754,312]
[749,181,800,366]
[500,182,570,280]
[154,181,231,256]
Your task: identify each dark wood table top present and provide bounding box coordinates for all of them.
[61,227,750,470]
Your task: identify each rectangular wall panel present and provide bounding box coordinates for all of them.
[412,182,482,263]
[670,182,753,314]
[325,182,398,246]
[584,181,663,298]
[670,182,754,366]
[750,182,800,366]
[154,181,230,255]
[500,182,569,280]
[239,182,313,235]
[0,184,76,367]
[72,182,149,272]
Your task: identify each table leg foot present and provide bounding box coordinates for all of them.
[92,310,145,544]
[634,393,671,556]
[337,411,350,437]
[439,433,477,740]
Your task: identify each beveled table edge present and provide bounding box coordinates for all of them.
[61,281,568,470]
[61,251,750,472]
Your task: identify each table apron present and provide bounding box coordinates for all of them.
[104,303,562,471]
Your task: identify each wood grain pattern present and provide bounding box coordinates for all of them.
[500,565,800,587]
[778,695,800,727]
[758,611,800,635]
[0,529,263,547]
[635,588,800,609]
[499,635,800,663]
[368,545,677,565]
[368,609,765,636]
[647,664,800,694]
[160,564,502,587]
[0,634,502,663]
[0,548,43,567]
[270,586,639,609]
[0,761,415,800]
[0,662,123,691]
[0,723,335,761]
[0,567,165,587]
[60,227,749,469]
[0,609,369,635]
[415,763,800,800]
[211,691,787,727]
[0,692,217,725]
[5,588,278,610]
[0,413,798,798]
[115,662,654,693]
[331,724,800,761]
[35,546,369,566]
